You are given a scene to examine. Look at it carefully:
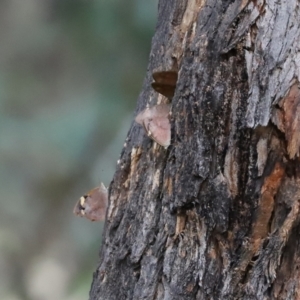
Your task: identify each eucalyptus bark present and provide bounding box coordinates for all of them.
[90,1,300,299]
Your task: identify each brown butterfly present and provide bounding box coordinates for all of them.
[73,183,108,222]
[151,71,178,99]
[135,104,171,148]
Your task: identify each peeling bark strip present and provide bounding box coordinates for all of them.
[90,1,300,300]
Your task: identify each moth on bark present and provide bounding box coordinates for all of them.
[135,103,171,148]
[73,183,108,222]
[134,70,178,148]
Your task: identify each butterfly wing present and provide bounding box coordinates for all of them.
[151,82,176,98]
[73,183,108,222]
[145,115,171,147]
[152,71,178,99]
[135,104,171,148]
[152,71,178,85]
[135,107,152,125]
[73,196,85,216]
[144,104,171,147]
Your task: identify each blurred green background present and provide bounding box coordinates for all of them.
[0,0,157,299]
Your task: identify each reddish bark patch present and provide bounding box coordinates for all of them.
[281,84,300,159]
[252,163,285,252]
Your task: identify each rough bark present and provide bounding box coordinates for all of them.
[90,1,300,299]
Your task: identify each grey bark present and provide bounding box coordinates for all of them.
[90,1,300,299]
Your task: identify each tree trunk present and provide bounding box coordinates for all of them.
[90,1,300,299]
